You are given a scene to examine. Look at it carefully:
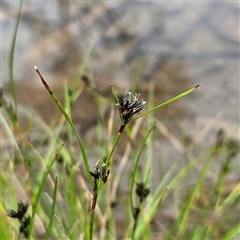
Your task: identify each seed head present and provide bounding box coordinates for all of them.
[117,92,146,125]
[136,182,150,202]
[7,201,29,221]
[90,159,110,184]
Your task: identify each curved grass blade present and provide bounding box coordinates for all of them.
[44,176,58,240]
[222,222,240,240]
[73,41,95,90]
[130,123,155,217]
[143,81,155,185]
[130,123,155,239]
[29,144,64,237]
[167,149,215,239]
[9,0,23,117]
[34,66,93,186]
[221,183,240,208]
[135,84,200,120]
[134,186,169,239]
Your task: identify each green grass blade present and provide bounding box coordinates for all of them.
[8,0,23,117]
[134,187,169,239]
[73,41,95,91]
[0,201,11,240]
[63,81,73,148]
[143,81,155,185]
[34,66,93,186]
[1,113,21,154]
[130,123,155,216]
[88,88,110,104]
[134,163,177,240]
[44,176,58,240]
[132,53,146,93]
[0,94,18,125]
[29,144,64,237]
[167,157,199,192]
[168,150,214,239]
[192,226,206,240]
[222,221,240,240]
[135,84,200,120]
[69,41,94,102]
[221,183,240,208]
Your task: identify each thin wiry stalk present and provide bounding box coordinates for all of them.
[44,176,58,240]
[9,0,23,117]
[29,145,64,237]
[34,66,93,186]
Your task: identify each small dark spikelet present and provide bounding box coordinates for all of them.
[90,171,99,180]
[7,201,30,239]
[8,201,29,221]
[101,169,110,184]
[110,201,118,209]
[133,207,141,220]
[136,182,150,202]
[90,159,110,184]
[19,215,31,238]
[117,92,146,125]
[7,209,19,219]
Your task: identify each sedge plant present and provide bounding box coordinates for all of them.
[33,65,199,239]
[2,1,240,239]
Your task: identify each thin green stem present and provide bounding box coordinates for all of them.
[89,129,123,239]
[44,176,58,240]
[143,81,155,185]
[167,148,215,240]
[9,0,23,117]
[222,220,240,239]
[73,41,95,91]
[130,124,155,239]
[105,132,122,166]
[89,190,97,240]
[130,123,155,218]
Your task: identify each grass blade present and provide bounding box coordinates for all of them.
[34,66,93,186]
[130,123,155,217]
[29,144,64,237]
[222,222,240,240]
[44,176,58,240]
[135,84,200,120]
[168,149,214,239]
[8,0,23,117]
[73,41,95,91]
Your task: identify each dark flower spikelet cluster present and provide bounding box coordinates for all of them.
[133,182,151,220]
[8,201,30,239]
[136,182,151,203]
[90,159,110,210]
[90,159,110,185]
[118,92,146,125]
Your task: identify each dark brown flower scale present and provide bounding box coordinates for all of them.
[118,92,146,125]
[133,207,141,220]
[20,215,31,238]
[136,182,151,202]
[7,201,31,239]
[7,201,29,221]
[90,159,110,184]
